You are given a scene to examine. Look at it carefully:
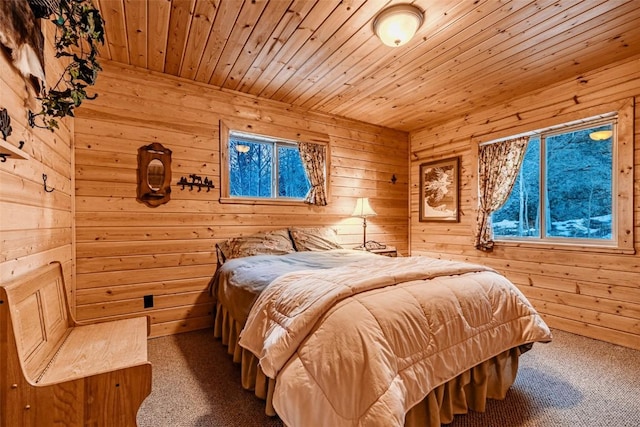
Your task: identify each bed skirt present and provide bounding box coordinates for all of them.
[213,302,524,426]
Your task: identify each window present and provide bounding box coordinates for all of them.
[491,117,617,245]
[227,130,311,200]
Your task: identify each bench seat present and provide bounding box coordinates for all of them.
[39,317,149,385]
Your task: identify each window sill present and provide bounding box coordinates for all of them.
[219,197,309,206]
[494,239,635,255]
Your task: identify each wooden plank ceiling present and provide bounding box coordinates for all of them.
[95,0,640,132]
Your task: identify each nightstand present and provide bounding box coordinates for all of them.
[369,246,397,257]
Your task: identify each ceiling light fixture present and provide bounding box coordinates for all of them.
[373,4,424,47]
[235,144,250,153]
[589,130,613,141]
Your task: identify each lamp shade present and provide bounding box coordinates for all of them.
[352,198,377,217]
[373,4,424,47]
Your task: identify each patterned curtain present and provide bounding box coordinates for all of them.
[475,136,529,251]
[298,142,327,206]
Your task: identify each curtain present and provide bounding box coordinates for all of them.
[298,142,327,206]
[475,136,529,251]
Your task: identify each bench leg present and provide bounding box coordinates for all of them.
[84,364,153,427]
[3,364,152,427]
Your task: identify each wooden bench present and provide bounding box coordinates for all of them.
[0,262,152,426]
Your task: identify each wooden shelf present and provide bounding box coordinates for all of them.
[0,140,29,160]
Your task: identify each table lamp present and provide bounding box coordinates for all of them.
[352,197,377,249]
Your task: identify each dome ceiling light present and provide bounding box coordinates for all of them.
[589,130,613,141]
[373,4,424,47]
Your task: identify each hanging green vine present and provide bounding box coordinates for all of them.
[29,0,105,131]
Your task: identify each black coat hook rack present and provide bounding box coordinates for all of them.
[178,174,214,192]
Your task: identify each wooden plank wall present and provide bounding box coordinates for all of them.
[0,25,75,306]
[409,56,640,350]
[74,61,408,337]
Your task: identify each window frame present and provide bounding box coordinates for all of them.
[219,120,330,206]
[493,117,617,246]
[475,98,634,254]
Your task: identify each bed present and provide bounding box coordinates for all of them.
[210,227,552,427]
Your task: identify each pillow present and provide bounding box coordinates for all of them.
[216,229,295,264]
[289,227,343,251]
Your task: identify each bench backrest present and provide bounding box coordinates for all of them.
[0,262,73,383]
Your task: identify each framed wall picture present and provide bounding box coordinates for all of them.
[419,156,460,222]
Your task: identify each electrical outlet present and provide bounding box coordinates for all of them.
[143,294,154,309]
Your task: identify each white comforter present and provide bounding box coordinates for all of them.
[239,256,552,427]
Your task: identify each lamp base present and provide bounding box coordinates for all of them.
[354,241,387,251]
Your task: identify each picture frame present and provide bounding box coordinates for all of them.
[419,156,460,222]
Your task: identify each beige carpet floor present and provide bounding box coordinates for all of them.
[137,328,640,427]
